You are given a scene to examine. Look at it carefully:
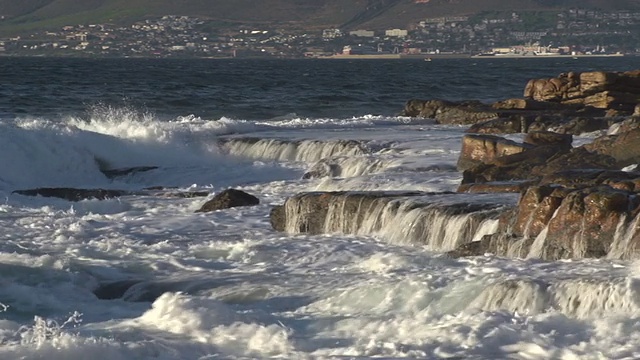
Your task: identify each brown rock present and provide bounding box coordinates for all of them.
[524,70,640,112]
[270,205,286,232]
[492,98,566,110]
[457,181,534,194]
[401,99,500,125]
[543,187,634,259]
[523,131,572,149]
[466,115,533,134]
[512,185,558,237]
[457,134,531,171]
[585,128,640,167]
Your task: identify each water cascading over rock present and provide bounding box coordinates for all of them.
[270,191,512,252]
[219,137,368,163]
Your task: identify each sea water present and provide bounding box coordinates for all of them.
[1,57,640,359]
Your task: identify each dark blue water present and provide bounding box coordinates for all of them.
[1,57,637,121]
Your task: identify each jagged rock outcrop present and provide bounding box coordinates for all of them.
[401,99,500,125]
[524,70,640,111]
[460,137,617,185]
[196,189,259,213]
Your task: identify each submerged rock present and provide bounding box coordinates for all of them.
[13,188,131,201]
[101,166,158,179]
[196,188,259,213]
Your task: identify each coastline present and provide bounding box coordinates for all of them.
[321,53,627,60]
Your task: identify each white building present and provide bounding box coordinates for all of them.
[349,30,375,37]
[385,29,408,37]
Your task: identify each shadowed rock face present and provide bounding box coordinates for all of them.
[461,145,617,185]
[196,189,259,213]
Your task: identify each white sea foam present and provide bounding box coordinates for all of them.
[3,110,640,359]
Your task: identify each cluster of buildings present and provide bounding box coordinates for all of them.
[0,9,638,58]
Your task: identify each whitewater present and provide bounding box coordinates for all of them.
[2,57,640,359]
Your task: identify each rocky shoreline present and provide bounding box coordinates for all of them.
[270,69,640,261]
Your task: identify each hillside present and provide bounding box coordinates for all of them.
[1,0,640,36]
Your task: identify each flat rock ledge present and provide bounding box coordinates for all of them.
[270,191,511,252]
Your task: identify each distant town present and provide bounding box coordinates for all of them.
[1,8,639,58]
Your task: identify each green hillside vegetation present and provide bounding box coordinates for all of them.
[0,0,639,36]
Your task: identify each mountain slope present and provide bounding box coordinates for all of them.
[1,0,639,35]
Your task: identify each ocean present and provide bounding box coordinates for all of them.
[1,56,639,359]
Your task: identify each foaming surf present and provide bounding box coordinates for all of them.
[4,104,640,359]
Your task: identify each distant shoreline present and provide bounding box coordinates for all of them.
[322,53,627,60]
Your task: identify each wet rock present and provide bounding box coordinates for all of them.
[195,189,259,213]
[541,186,636,259]
[270,205,286,232]
[13,188,131,201]
[512,185,564,238]
[457,181,535,194]
[93,280,142,300]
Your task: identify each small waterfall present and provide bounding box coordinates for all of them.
[221,138,367,163]
[463,277,640,319]
[549,278,640,319]
[469,279,549,314]
[608,213,640,260]
[283,192,507,252]
[305,156,393,178]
